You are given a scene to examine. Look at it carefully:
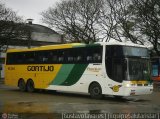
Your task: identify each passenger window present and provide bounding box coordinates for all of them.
[77,56,82,61]
[87,56,92,61]
[93,53,101,62]
[58,57,64,62]
[25,52,36,63]
[68,57,74,62]
[53,55,58,62]
[86,46,102,63]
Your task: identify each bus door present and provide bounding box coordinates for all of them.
[106,58,127,94]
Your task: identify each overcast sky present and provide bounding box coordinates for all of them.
[1,0,59,25]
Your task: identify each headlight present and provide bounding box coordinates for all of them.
[126,84,131,87]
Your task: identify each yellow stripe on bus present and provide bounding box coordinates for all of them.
[131,81,148,84]
[6,43,82,53]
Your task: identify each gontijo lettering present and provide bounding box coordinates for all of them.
[27,66,54,71]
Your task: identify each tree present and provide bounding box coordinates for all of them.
[41,0,103,44]
[0,2,28,51]
[42,0,160,55]
[131,0,160,55]
[42,0,143,44]
[99,0,144,44]
[107,0,160,55]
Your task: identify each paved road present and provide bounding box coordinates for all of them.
[0,84,160,119]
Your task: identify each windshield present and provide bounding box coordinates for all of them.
[105,45,149,58]
[105,45,151,83]
[128,59,151,81]
[123,47,149,58]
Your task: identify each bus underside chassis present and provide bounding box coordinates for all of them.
[18,79,35,92]
[89,82,103,99]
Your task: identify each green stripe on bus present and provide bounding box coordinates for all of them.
[51,64,75,85]
[72,43,101,48]
[60,64,88,86]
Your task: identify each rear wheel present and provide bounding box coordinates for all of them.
[89,83,103,99]
[18,79,26,92]
[26,79,35,92]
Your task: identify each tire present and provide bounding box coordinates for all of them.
[26,79,35,92]
[89,83,103,99]
[18,79,26,92]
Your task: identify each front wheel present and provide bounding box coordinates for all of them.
[26,79,35,92]
[89,83,103,99]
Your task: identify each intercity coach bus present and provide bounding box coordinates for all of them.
[5,42,153,99]
[151,57,160,81]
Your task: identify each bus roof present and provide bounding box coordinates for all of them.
[96,41,147,48]
[7,43,99,53]
[7,41,147,53]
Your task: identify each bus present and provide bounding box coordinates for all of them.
[5,42,153,99]
[151,57,160,81]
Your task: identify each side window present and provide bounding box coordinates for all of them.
[7,52,27,64]
[65,48,85,64]
[93,47,102,63]
[38,50,65,64]
[16,53,26,64]
[86,46,102,63]
[37,51,50,63]
[74,48,84,63]
[66,49,74,63]
[6,46,102,65]
[56,50,65,63]
[25,52,36,64]
[6,53,15,64]
[93,53,101,61]
[50,50,58,63]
